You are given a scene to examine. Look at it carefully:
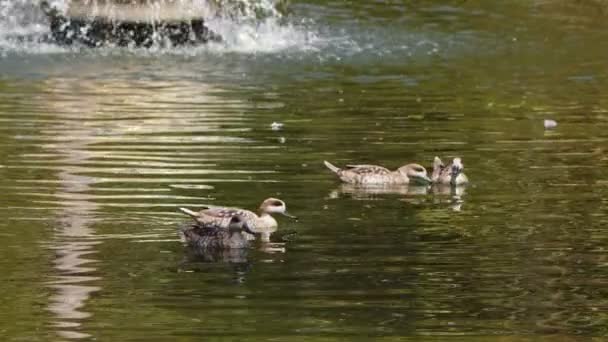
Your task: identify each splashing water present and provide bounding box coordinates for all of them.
[0,0,327,55]
[0,0,57,53]
[0,1,454,67]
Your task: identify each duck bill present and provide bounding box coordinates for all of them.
[281,212,298,220]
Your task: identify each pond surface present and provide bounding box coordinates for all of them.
[1,1,608,340]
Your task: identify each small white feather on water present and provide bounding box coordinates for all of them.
[544,119,557,129]
[271,122,284,131]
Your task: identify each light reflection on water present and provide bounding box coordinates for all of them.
[34,74,259,339]
[46,114,101,340]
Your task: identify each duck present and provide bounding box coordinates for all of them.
[323,160,432,185]
[431,156,469,185]
[179,215,255,249]
[179,198,296,243]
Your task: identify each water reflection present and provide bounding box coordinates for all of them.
[179,246,252,284]
[183,245,250,264]
[39,71,245,338]
[431,184,466,211]
[179,240,287,265]
[328,184,430,200]
[178,238,288,287]
[327,183,467,212]
[46,119,101,340]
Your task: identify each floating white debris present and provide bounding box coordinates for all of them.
[544,119,557,129]
[169,184,215,190]
[270,122,284,131]
[278,137,286,144]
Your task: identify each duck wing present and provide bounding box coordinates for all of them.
[179,206,252,220]
[201,207,257,220]
[181,224,242,249]
[440,161,454,177]
[344,164,391,174]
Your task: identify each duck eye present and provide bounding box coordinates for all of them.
[414,167,423,172]
[271,201,283,206]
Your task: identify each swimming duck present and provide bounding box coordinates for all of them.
[179,198,296,242]
[431,156,469,185]
[179,215,255,249]
[323,160,432,185]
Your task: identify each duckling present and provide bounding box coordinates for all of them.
[179,198,296,243]
[323,160,432,185]
[431,156,469,185]
[179,215,255,249]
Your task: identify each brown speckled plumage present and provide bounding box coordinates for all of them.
[179,198,296,243]
[431,156,469,185]
[324,160,432,185]
[179,216,253,249]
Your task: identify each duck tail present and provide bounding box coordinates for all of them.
[179,207,198,219]
[323,160,341,174]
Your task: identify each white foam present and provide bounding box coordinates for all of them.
[0,0,339,56]
[205,17,323,54]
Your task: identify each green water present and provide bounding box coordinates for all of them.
[1,1,608,340]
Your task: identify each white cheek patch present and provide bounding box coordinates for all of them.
[268,205,285,213]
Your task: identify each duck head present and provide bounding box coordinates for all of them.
[450,158,464,183]
[397,163,432,185]
[431,156,445,182]
[259,198,298,220]
[228,215,256,234]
